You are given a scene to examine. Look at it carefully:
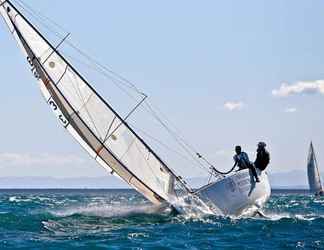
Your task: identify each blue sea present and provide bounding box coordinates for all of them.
[0,189,323,250]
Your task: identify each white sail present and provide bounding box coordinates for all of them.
[307,142,323,193]
[0,0,186,204]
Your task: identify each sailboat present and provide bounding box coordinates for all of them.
[307,142,323,196]
[0,0,271,216]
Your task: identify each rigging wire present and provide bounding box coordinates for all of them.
[13,0,145,98]
[128,122,209,175]
[14,0,147,111]
[13,0,222,179]
[65,49,210,177]
[146,100,202,155]
[63,53,140,102]
[144,100,221,170]
[143,101,217,176]
[13,0,204,169]
[66,50,218,176]
[13,0,69,36]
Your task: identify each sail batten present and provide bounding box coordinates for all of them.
[0,0,187,204]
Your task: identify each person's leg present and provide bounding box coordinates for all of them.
[249,165,260,182]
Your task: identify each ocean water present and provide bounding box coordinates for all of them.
[0,189,323,250]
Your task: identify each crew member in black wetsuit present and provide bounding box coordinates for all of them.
[233,145,260,182]
[254,142,270,171]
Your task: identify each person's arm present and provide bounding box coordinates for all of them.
[232,155,239,171]
[265,151,270,165]
[243,152,250,162]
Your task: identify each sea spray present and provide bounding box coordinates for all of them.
[49,203,169,218]
[170,193,222,218]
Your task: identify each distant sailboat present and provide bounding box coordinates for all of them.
[0,0,271,216]
[307,142,323,196]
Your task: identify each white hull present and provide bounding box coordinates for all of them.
[196,169,271,216]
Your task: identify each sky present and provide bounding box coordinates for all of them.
[0,0,323,186]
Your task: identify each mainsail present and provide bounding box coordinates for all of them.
[0,0,191,204]
[307,142,323,193]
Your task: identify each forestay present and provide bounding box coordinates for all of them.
[307,142,323,193]
[0,0,186,204]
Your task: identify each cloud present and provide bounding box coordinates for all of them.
[284,107,297,113]
[0,153,86,167]
[224,101,244,111]
[272,80,324,97]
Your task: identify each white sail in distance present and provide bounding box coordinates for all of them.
[307,142,323,193]
[0,0,191,204]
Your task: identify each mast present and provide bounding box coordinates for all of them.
[0,0,192,204]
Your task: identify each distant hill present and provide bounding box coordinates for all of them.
[0,170,322,189]
[268,170,310,189]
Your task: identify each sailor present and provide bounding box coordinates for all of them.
[233,145,260,182]
[254,142,270,171]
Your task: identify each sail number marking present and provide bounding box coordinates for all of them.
[48,98,69,127]
[27,54,69,128]
[27,56,41,80]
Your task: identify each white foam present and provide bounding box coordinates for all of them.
[8,196,32,203]
[127,232,149,239]
[313,199,324,204]
[170,194,220,220]
[255,212,324,221]
[50,203,166,218]
[8,196,17,202]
